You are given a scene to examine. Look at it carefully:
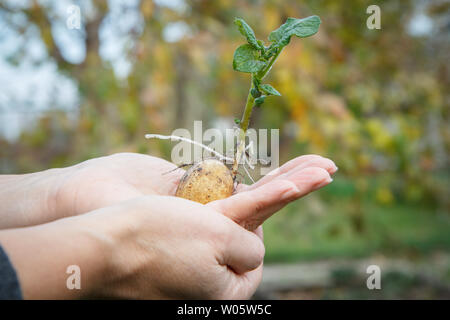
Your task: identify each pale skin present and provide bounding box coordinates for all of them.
[0,153,337,299]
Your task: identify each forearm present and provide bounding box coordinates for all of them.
[0,213,113,299]
[0,168,68,229]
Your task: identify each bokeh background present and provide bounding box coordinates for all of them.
[0,0,449,299]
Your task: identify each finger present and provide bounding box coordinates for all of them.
[209,167,332,231]
[221,227,264,299]
[227,263,264,299]
[245,155,337,191]
[253,225,263,241]
[218,221,265,274]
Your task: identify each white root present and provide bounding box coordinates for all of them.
[242,163,255,183]
[244,156,255,170]
[145,134,233,162]
[145,133,257,183]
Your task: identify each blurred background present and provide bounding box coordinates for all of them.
[0,0,449,299]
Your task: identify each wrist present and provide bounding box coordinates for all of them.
[0,212,113,299]
[81,203,147,298]
[0,167,71,229]
[64,213,117,299]
[79,198,161,299]
[27,166,76,226]
[45,165,79,220]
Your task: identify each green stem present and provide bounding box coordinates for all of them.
[257,48,282,79]
[231,82,255,178]
[231,48,283,180]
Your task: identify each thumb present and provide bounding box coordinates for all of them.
[208,167,332,231]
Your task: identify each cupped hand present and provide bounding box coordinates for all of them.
[3,195,266,299]
[210,154,337,230]
[94,196,266,299]
[3,153,337,299]
[55,153,337,230]
[54,153,183,219]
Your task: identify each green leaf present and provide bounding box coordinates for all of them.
[268,15,321,48]
[234,18,262,50]
[234,118,241,125]
[232,44,267,73]
[251,88,261,98]
[255,96,266,106]
[259,84,281,96]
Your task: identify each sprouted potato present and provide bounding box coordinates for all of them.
[147,15,321,204]
[175,159,234,204]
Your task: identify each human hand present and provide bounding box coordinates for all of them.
[55,153,336,230]
[0,153,182,228]
[1,154,336,299]
[210,154,338,230]
[0,153,336,229]
[1,195,265,299]
[54,153,183,220]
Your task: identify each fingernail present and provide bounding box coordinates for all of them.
[316,177,333,189]
[281,185,300,201]
[329,160,338,172]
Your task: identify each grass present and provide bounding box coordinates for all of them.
[263,177,450,263]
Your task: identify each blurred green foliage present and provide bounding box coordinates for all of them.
[0,0,449,262]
